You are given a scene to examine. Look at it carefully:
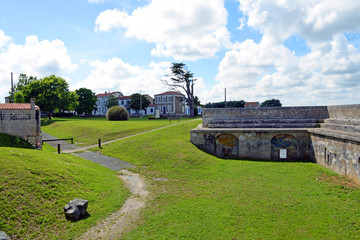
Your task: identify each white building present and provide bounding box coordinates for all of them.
[93,91,123,115]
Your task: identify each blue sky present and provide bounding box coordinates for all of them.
[0,0,359,106]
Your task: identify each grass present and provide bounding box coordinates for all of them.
[96,121,360,239]
[0,133,34,149]
[0,143,129,239]
[41,116,194,147]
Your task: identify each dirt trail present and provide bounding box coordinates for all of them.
[77,169,149,240]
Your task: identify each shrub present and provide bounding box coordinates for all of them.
[106,106,129,121]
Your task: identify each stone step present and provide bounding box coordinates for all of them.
[210,118,322,125]
[320,123,360,133]
[207,122,320,129]
[323,118,360,126]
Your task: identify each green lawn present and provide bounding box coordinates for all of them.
[96,121,360,240]
[41,117,192,146]
[0,144,129,239]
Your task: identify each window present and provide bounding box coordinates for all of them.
[151,108,154,113]
[157,96,161,103]
[163,96,166,102]
[168,96,171,102]
[121,100,124,105]
[168,105,172,113]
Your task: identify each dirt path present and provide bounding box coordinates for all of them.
[77,169,149,240]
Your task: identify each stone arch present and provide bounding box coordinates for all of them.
[215,133,239,159]
[271,134,298,160]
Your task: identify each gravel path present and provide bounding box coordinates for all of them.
[77,169,149,240]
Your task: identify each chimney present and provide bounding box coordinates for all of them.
[30,98,35,110]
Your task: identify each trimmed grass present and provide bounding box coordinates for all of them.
[97,121,360,239]
[41,117,193,147]
[0,144,129,239]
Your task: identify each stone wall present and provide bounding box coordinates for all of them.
[0,103,42,148]
[191,104,360,183]
[202,106,329,128]
[191,128,311,160]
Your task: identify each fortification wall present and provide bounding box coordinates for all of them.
[0,109,41,148]
[202,106,329,128]
[191,104,360,183]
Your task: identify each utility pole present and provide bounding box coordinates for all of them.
[224,88,227,108]
[11,72,14,103]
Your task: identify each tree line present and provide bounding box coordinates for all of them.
[205,99,282,108]
[10,74,154,120]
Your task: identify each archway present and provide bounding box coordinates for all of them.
[215,133,239,159]
[271,134,297,160]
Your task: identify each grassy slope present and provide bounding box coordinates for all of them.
[97,121,360,240]
[41,117,183,147]
[0,133,33,149]
[0,144,129,239]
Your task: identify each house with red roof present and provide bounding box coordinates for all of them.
[0,98,42,148]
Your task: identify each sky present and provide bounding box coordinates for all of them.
[0,0,359,106]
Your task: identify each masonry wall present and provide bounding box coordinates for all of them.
[192,104,360,183]
[0,109,41,148]
[191,128,311,160]
[202,106,329,127]
[310,133,360,183]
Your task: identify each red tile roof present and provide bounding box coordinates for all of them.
[0,103,40,110]
[155,91,184,96]
[148,104,155,107]
[96,91,122,97]
[119,96,131,100]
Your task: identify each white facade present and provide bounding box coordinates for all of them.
[93,91,123,115]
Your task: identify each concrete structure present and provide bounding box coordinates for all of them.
[154,91,185,115]
[93,91,123,115]
[0,99,42,148]
[191,105,360,183]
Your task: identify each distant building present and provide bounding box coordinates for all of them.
[186,105,203,115]
[119,96,131,113]
[245,102,260,108]
[93,91,123,115]
[154,91,185,115]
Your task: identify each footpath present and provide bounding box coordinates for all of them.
[42,118,201,239]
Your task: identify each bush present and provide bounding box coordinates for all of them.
[106,106,129,121]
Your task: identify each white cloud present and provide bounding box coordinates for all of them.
[95,0,230,60]
[0,32,77,102]
[199,0,360,106]
[209,33,360,106]
[239,0,360,43]
[88,0,105,4]
[75,58,173,96]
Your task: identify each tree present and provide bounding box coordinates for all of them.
[75,88,97,115]
[260,99,282,107]
[163,62,196,118]
[205,100,245,108]
[9,73,37,102]
[105,94,119,109]
[129,93,150,112]
[14,75,76,119]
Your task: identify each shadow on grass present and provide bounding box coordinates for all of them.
[41,119,67,126]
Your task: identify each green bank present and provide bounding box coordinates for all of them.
[0,144,129,239]
[97,120,360,240]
